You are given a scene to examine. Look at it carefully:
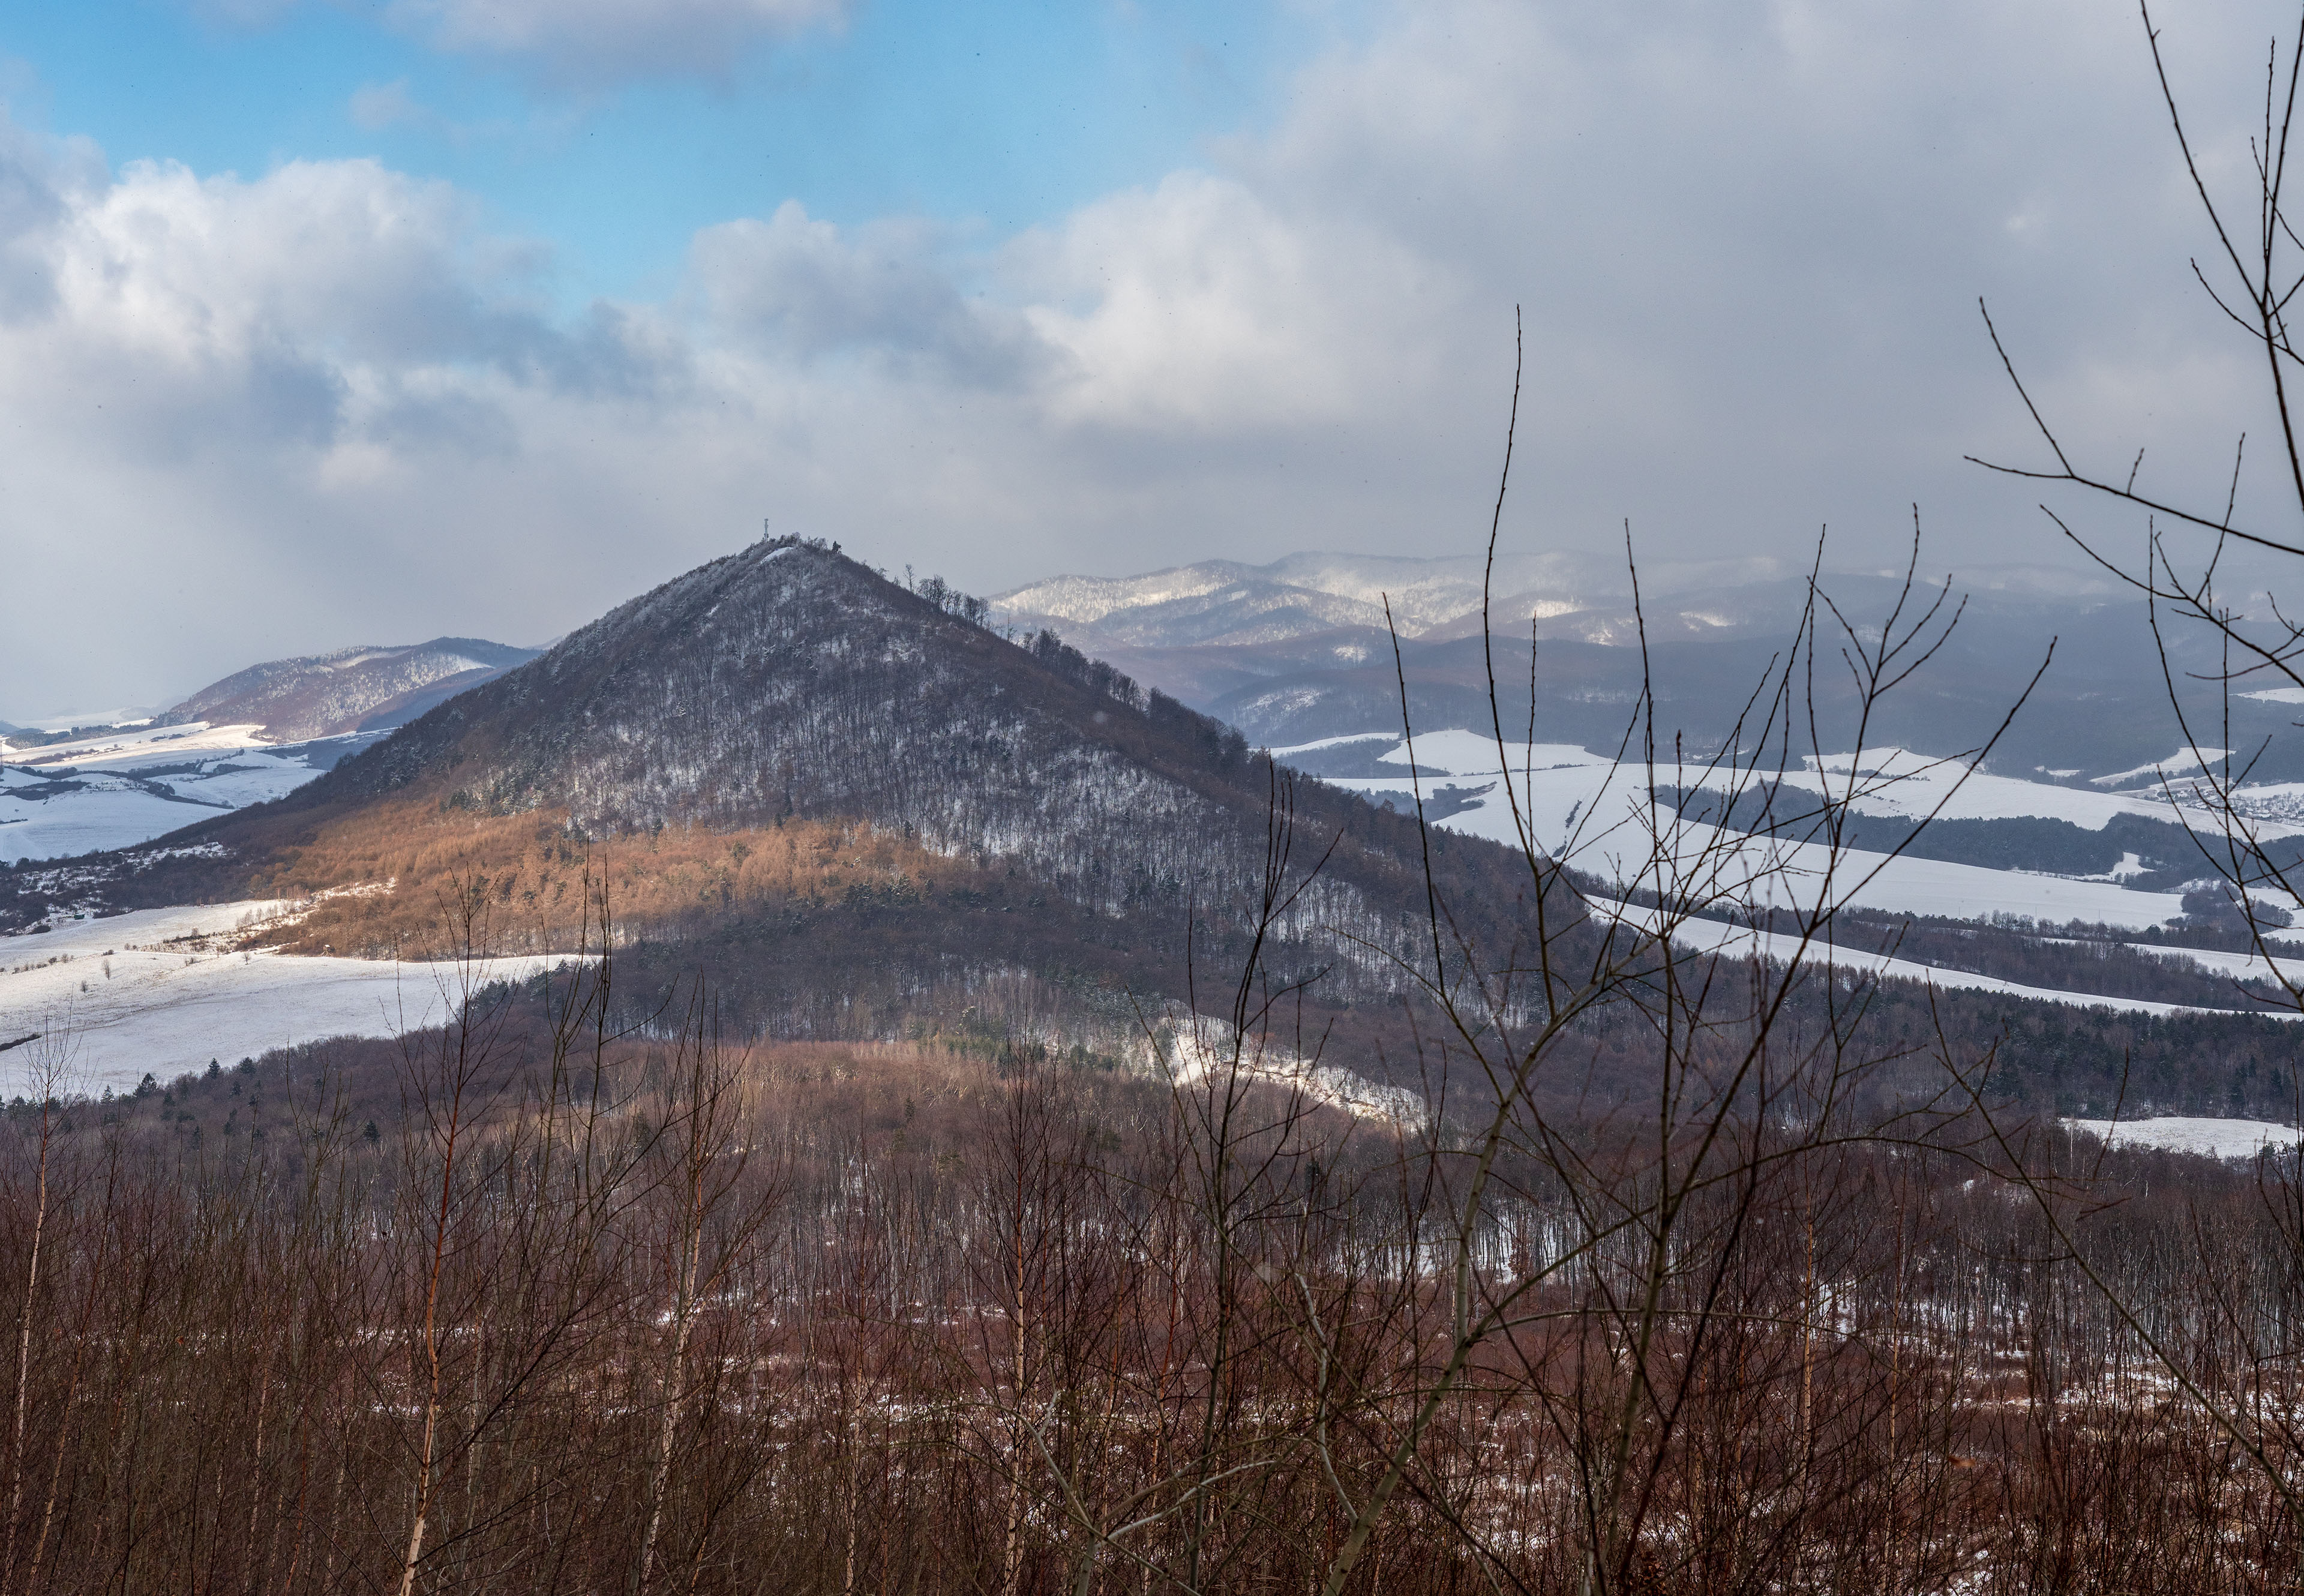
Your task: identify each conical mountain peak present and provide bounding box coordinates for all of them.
[266,536,1286,922]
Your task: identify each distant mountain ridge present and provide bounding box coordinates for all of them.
[994,551,2131,650]
[158,637,541,743]
[991,550,1804,650]
[991,551,2264,786]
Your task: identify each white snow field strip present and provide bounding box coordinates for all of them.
[1,721,274,767]
[2090,747,2231,788]
[1586,898,2304,1019]
[1282,736,2198,929]
[2055,938,2304,992]
[0,903,570,1094]
[1264,731,1402,755]
[1280,730,2288,833]
[2064,1116,2304,1158]
[2241,686,2304,704]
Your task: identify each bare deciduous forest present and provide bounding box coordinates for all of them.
[2,941,2302,1595]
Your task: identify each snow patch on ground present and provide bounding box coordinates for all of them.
[0,902,569,1094]
[1163,1016,1424,1124]
[0,779,229,865]
[2080,851,2152,882]
[2091,748,2229,789]
[2063,1116,2303,1158]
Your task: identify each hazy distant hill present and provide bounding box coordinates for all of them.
[991,549,1796,649]
[158,637,539,743]
[995,552,2295,786]
[0,640,544,866]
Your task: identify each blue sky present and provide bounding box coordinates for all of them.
[1,1,2297,716]
[8,0,1307,305]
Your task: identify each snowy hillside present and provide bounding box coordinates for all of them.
[156,635,538,742]
[994,551,2296,793]
[0,901,566,1093]
[990,549,1802,644]
[1,722,382,863]
[1273,730,2304,929]
[0,630,541,864]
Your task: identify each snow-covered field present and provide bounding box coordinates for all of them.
[2,721,277,767]
[2063,1115,2304,1158]
[0,723,379,863]
[0,903,569,1094]
[1279,731,2204,929]
[1587,898,2303,1019]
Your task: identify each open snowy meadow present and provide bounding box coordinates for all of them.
[0,902,566,1094]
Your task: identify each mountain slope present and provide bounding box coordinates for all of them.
[20,539,1572,1055]
[160,637,539,742]
[320,539,1274,918]
[997,552,2304,788]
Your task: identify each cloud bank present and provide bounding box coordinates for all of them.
[2,0,2296,715]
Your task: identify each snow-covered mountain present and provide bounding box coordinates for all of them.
[296,539,1517,943]
[994,551,2276,790]
[1,636,537,865]
[993,552,2128,648]
[0,542,1572,1087]
[991,550,1808,649]
[157,637,539,742]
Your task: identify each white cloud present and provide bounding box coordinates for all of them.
[4,0,2302,718]
[690,202,1043,384]
[1012,171,1450,432]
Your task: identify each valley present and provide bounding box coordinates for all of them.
[13,2,2304,1585]
[4,538,2303,1592]
[10,542,2304,1120]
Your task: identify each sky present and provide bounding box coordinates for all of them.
[2,0,2302,718]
